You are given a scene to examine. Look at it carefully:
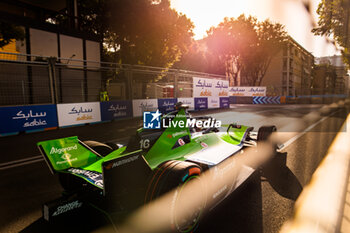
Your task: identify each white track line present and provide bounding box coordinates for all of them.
[0,158,44,170]
[280,110,340,151]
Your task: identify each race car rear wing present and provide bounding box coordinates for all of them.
[37,136,101,174]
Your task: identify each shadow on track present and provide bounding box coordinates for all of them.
[262,152,303,201]
[196,152,302,233]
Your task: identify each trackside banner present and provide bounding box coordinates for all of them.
[57,102,101,127]
[193,77,229,97]
[229,86,266,96]
[208,97,220,109]
[177,98,195,110]
[220,97,230,108]
[194,97,208,110]
[158,98,178,114]
[132,99,158,117]
[0,104,58,134]
[100,101,133,121]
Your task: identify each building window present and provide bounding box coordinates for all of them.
[282,72,287,86]
[283,46,288,56]
[283,58,287,71]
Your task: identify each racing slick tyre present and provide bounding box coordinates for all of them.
[145,160,202,202]
[257,125,277,142]
[145,160,205,232]
[83,140,114,157]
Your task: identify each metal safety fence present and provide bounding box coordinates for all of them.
[0,51,226,106]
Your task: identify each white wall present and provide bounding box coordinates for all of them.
[59,34,83,66]
[86,40,100,67]
[30,28,58,57]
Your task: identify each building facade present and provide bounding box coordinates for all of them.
[262,36,314,96]
[315,55,349,95]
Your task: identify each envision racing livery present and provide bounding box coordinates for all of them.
[37,103,277,230]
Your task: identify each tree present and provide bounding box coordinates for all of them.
[205,15,287,86]
[312,0,350,67]
[241,19,287,86]
[206,15,258,86]
[103,0,194,69]
[0,22,25,49]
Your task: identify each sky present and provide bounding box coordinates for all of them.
[170,0,340,58]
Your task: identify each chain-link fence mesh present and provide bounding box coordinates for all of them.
[0,50,347,106]
[0,51,228,106]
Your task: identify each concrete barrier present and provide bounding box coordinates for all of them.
[281,114,350,233]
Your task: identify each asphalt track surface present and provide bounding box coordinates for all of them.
[0,104,348,233]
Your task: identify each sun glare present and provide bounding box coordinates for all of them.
[170,0,338,57]
[170,0,270,39]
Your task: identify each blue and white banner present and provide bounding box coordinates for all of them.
[220,97,230,108]
[100,101,133,121]
[158,98,178,114]
[57,102,101,127]
[253,96,280,104]
[194,97,208,110]
[0,104,58,134]
[132,99,158,117]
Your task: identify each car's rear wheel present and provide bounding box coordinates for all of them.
[145,160,205,232]
[257,125,277,142]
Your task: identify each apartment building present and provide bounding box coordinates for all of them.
[262,36,314,96]
[315,55,349,94]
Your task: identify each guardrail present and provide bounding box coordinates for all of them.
[280,114,350,233]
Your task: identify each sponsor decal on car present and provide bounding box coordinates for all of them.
[178,138,186,146]
[67,168,103,188]
[200,142,208,148]
[111,155,140,168]
[50,144,78,154]
[52,200,83,216]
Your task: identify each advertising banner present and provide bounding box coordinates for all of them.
[177,98,195,110]
[229,86,266,96]
[194,97,208,110]
[57,102,101,127]
[100,101,133,121]
[0,104,58,134]
[132,99,158,117]
[193,77,215,97]
[158,98,178,114]
[220,97,230,108]
[213,80,229,97]
[208,97,220,109]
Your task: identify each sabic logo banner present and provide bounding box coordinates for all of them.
[208,97,220,109]
[0,104,58,134]
[194,97,208,110]
[193,77,229,97]
[229,86,266,96]
[220,97,230,109]
[177,98,195,110]
[158,98,178,114]
[132,99,158,117]
[100,100,132,121]
[57,102,101,127]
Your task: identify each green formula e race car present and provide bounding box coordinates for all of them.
[37,104,277,228]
